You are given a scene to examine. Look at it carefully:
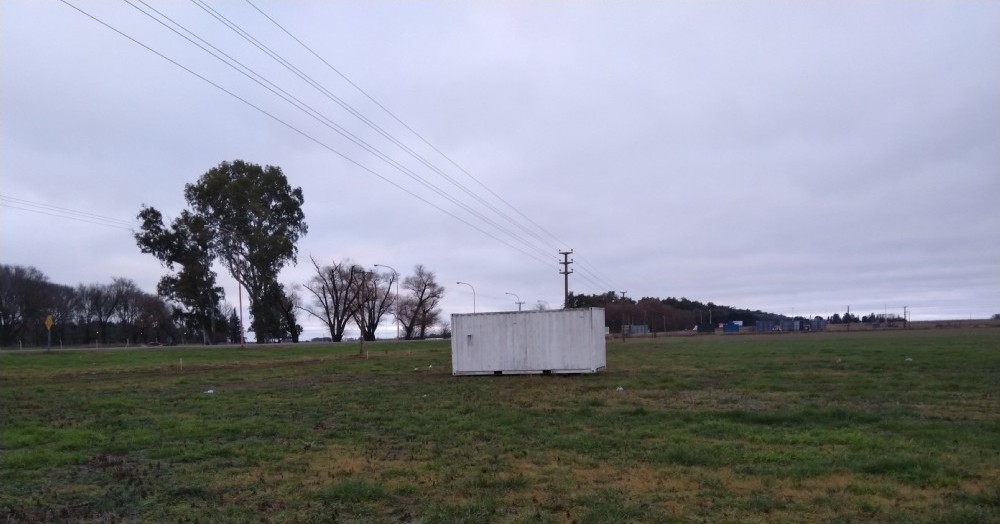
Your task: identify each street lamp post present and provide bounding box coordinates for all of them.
[456,281,476,313]
[374,264,400,340]
[505,292,523,312]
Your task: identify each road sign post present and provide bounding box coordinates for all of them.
[45,315,53,351]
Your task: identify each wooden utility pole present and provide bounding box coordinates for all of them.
[559,250,574,308]
[619,291,628,340]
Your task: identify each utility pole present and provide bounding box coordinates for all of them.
[619,291,628,339]
[505,292,524,312]
[559,249,574,308]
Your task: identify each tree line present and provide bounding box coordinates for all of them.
[0,264,233,347]
[299,258,445,342]
[827,311,902,324]
[567,291,787,333]
[135,159,447,345]
[12,159,837,347]
[3,160,451,348]
[0,256,451,348]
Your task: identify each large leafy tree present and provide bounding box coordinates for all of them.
[136,160,307,343]
[259,282,301,343]
[135,208,224,343]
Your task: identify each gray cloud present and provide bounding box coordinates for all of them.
[2,1,997,340]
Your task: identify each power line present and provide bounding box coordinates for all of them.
[241,2,622,293]
[56,1,620,294]
[188,0,560,261]
[127,0,559,265]
[574,254,617,291]
[244,0,568,252]
[58,0,555,268]
[0,195,136,231]
[0,193,625,305]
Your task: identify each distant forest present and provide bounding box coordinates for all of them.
[4,259,900,348]
[567,292,788,333]
[0,264,239,348]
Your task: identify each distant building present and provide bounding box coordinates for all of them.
[808,319,828,331]
[756,319,826,332]
[756,320,777,332]
[780,319,801,332]
[623,324,649,336]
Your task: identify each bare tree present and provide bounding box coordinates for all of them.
[79,282,124,344]
[1,266,179,347]
[300,257,364,342]
[398,265,444,340]
[436,319,452,338]
[49,283,80,346]
[416,303,441,339]
[134,293,174,344]
[111,278,144,344]
[352,269,396,342]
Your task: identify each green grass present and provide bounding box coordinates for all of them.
[2,329,999,522]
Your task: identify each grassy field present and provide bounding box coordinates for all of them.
[2,329,999,523]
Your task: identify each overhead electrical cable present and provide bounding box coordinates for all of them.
[571,272,610,295]
[125,0,554,265]
[190,0,560,260]
[133,0,556,266]
[574,255,618,292]
[0,195,136,231]
[58,0,553,268]
[244,0,620,292]
[60,1,620,293]
[240,0,562,253]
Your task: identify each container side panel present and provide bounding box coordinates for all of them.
[452,309,606,375]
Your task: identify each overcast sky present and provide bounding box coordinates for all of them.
[2,1,998,339]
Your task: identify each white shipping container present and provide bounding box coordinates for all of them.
[451,308,606,375]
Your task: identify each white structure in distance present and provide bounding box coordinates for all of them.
[451,308,607,376]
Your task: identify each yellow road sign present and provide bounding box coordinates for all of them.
[45,315,53,331]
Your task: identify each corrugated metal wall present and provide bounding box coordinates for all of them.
[451,308,606,375]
